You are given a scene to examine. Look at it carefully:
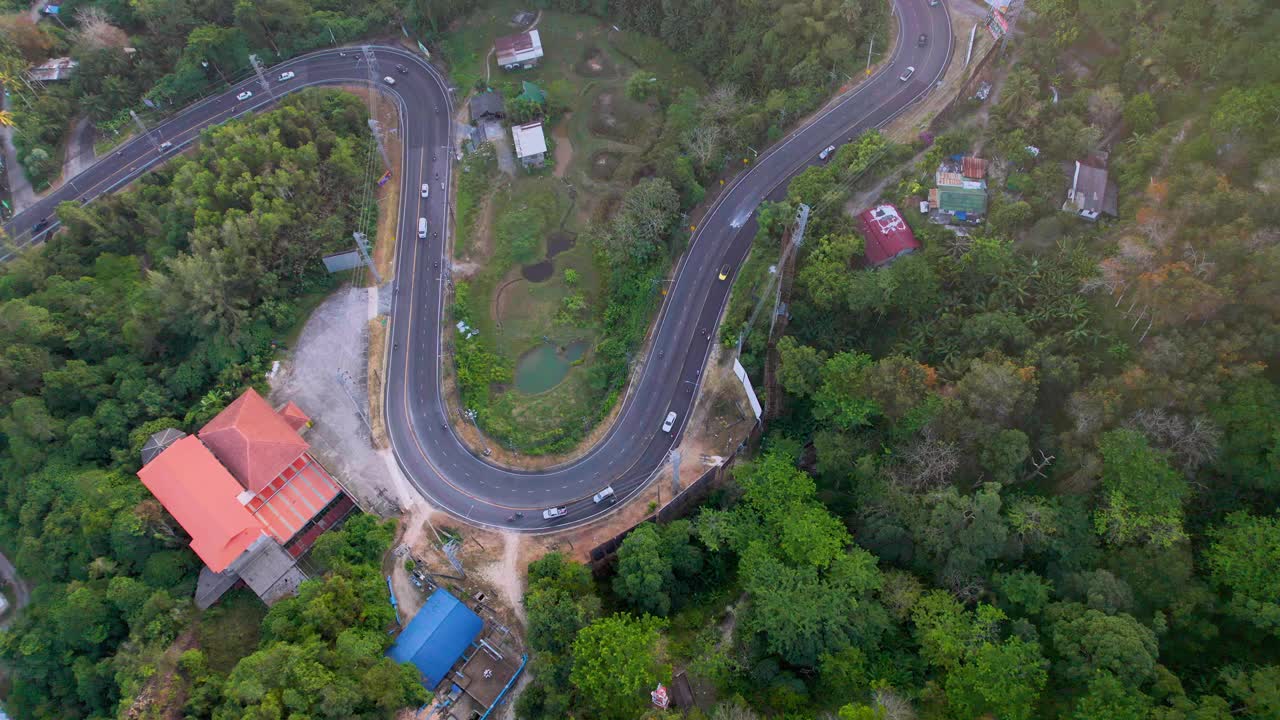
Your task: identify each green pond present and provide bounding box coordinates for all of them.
[514,341,588,394]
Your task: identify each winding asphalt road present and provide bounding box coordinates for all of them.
[2,0,952,532]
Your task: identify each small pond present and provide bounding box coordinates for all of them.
[514,340,589,394]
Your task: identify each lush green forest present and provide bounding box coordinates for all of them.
[0,89,384,718]
[517,0,1280,718]
[0,0,405,189]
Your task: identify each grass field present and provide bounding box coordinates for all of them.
[443,4,704,452]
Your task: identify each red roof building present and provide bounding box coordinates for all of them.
[137,389,345,580]
[859,204,921,267]
[137,435,263,572]
[199,389,311,495]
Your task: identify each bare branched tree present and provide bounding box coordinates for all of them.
[891,438,960,492]
[703,84,742,122]
[683,124,722,168]
[1128,408,1220,470]
[873,687,918,720]
[73,7,129,51]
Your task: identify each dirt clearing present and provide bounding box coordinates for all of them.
[552,115,574,178]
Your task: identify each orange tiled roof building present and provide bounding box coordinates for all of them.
[137,389,354,605]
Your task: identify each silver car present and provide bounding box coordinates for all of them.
[542,507,567,520]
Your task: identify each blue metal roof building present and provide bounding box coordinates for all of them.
[388,589,484,688]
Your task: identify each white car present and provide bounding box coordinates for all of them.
[421,183,430,198]
[542,507,567,520]
[899,66,916,82]
[158,141,173,152]
[236,90,253,101]
[818,145,836,161]
[593,486,615,504]
[278,71,295,82]
[383,76,396,85]
[662,411,678,433]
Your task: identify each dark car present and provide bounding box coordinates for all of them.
[395,64,408,74]
[32,218,50,234]
[918,33,928,47]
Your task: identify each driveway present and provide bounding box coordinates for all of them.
[482,119,516,176]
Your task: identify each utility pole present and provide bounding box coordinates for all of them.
[248,54,273,99]
[352,232,382,284]
[866,36,875,75]
[463,408,492,457]
[129,110,160,151]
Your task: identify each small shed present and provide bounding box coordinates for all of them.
[469,91,505,124]
[388,589,484,688]
[1063,158,1117,220]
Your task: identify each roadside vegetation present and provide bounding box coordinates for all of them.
[0,89,383,718]
[517,0,1280,718]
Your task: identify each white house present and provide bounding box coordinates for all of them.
[512,121,548,167]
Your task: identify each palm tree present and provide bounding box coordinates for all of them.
[0,110,13,127]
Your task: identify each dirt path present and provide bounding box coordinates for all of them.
[552,114,573,178]
[477,532,526,627]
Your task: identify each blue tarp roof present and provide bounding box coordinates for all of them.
[387,589,483,688]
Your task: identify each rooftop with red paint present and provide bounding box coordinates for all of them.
[859,204,921,267]
[137,435,263,572]
[199,388,310,495]
[137,389,343,573]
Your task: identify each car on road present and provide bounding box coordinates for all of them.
[662,411,678,433]
[593,486,615,504]
[278,71,295,82]
[818,144,837,161]
[718,264,731,281]
[382,76,396,85]
[542,507,567,520]
[929,0,940,5]
[899,66,916,82]
[32,218,49,233]
[158,141,173,152]
[418,217,428,238]
[236,90,253,101]
[395,64,408,74]
[918,33,928,47]
[421,183,430,198]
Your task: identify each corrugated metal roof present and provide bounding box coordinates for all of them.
[859,204,921,266]
[938,185,987,215]
[512,121,547,158]
[388,589,483,687]
[495,30,543,66]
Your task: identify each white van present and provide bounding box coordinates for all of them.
[593,486,615,504]
[418,217,428,238]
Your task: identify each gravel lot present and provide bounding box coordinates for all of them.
[270,285,425,516]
